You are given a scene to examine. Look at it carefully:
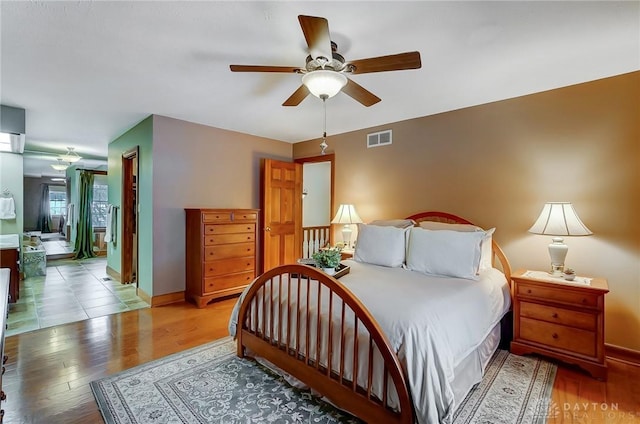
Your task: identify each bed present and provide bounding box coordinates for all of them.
[229,211,512,424]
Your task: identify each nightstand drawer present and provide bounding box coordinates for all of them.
[517,282,599,307]
[520,317,596,357]
[520,301,596,331]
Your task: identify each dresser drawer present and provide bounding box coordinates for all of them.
[517,282,599,307]
[204,233,255,245]
[203,272,254,294]
[520,301,596,331]
[202,212,233,223]
[203,258,255,277]
[519,317,596,357]
[205,243,254,260]
[204,223,256,235]
[233,212,258,222]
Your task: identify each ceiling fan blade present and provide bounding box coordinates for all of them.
[348,51,422,74]
[283,85,310,106]
[342,79,381,107]
[298,15,332,61]
[230,65,301,73]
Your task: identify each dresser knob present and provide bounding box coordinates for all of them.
[552,333,558,339]
[527,289,532,294]
[0,391,5,401]
[2,355,7,365]
[551,313,558,318]
[582,298,587,304]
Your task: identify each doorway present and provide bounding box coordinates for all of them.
[296,154,334,259]
[121,147,138,285]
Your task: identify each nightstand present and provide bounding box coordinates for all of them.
[340,248,354,260]
[510,269,609,380]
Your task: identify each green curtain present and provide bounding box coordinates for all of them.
[36,184,52,233]
[74,171,95,259]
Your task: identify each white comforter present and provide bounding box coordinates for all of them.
[229,260,510,424]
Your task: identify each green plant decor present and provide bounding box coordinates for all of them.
[312,247,342,269]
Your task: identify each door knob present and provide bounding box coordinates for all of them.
[265,226,271,231]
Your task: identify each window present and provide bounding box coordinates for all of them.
[92,184,108,228]
[49,191,67,216]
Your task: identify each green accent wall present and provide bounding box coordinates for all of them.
[107,116,153,296]
[0,152,24,235]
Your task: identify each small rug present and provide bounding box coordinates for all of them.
[91,338,556,424]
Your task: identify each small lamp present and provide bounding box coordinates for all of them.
[528,202,592,276]
[331,204,363,249]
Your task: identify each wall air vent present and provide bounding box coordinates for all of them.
[366,130,392,148]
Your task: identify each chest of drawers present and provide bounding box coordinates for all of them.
[185,209,259,308]
[510,269,609,380]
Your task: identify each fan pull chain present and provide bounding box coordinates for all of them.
[320,95,328,154]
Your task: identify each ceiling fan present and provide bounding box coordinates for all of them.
[230,15,422,107]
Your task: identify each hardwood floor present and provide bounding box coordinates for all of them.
[3,297,639,423]
[2,298,237,424]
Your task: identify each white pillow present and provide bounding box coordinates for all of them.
[354,224,408,268]
[418,221,495,271]
[369,219,416,229]
[406,227,484,280]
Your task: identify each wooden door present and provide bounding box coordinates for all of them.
[261,159,302,272]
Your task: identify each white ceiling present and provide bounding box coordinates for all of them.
[1,1,638,176]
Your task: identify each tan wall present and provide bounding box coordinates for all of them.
[294,72,640,351]
[151,115,292,296]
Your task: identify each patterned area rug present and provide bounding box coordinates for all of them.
[91,338,556,424]
[453,349,557,424]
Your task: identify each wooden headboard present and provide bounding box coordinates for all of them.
[405,211,512,286]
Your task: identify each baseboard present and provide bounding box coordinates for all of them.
[106,265,121,282]
[150,291,185,307]
[136,288,185,307]
[605,343,640,367]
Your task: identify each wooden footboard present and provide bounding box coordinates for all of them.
[236,264,413,424]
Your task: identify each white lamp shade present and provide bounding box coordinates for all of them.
[302,70,348,99]
[529,202,591,275]
[528,202,592,236]
[331,204,363,224]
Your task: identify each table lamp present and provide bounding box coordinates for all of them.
[331,204,363,249]
[528,202,592,276]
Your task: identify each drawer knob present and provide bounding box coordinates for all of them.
[551,313,558,318]
[582,298,587,304]
[0,391,5,401]
[527,289,532,294]
[552,333,558,339]
[2,355,7,365]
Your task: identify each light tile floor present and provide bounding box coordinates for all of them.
[7,256,149,336]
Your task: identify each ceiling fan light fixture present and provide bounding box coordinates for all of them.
[302,70,347,99]
[60,147,81,163]
[51,158,69,171]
